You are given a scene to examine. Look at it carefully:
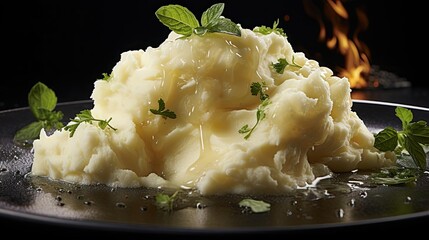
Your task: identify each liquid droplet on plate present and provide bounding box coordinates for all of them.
[116,202,127,208]
[336,208,345,218]
[405,196,412,204]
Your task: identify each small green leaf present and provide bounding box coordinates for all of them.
[102,73,112,81]
[238,124,250,134]
[250,82,269,101]
[150,98,177,119]
[155,4,200,37]
[64,110,117,137]
[201,3,224,27]
[271,57,302,74]
[408,121,429,144]
[208,17,241,37]
[253,19,286,37]
[239,199,271,213]
[403,135,427,170]
[28,82,57,119]
[13,121,44,142]
[155,191,178,212]
[374,127,398,152]
[371,166,420,185]
[395,107,413,129]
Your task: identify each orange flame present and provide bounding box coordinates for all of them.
[305,0,371,89]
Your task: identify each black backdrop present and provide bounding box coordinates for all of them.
[1,0,425,110]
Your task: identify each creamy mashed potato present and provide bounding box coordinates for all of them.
[31,28,395,195]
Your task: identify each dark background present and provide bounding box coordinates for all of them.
[0,0,426,110]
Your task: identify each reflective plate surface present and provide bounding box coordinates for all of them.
[1,100,429,236]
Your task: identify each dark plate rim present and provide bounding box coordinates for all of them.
[1,99,429,234]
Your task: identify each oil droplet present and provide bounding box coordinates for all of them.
[336,208,345,218]
[291,200,298,206]
[0,168,7,172]
[84,201,94,206]
[405,196,412,204]
[57,202,65,207]
[77,195,84,200]
[348,198,355,207]
[58,188,65,193]
[140,206,148,212]
[359,191,368,198]
[116,202,126,208]
[55,196,62,201]
[67,190,73,194]
[286,210,293,216]
[196,202,206,209]
[36,187,43,192]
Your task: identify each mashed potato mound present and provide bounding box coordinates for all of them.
[31,28,395,195]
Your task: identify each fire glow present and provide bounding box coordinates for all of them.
[305,0,372,89]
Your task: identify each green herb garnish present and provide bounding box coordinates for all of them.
[371,166,421,185]
[155,3,241,38]
[102,73,112,81]
[14,82,64,143]
[374,106,429,170]
[64,110,117,137]
[253,19,286,37]
[271,57,302,74]
[239,198,271,213]
[150,98,177,119]
[250,82,269,101]
[155,191,179,212]
[239,83,271,140]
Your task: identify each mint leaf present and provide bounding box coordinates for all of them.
[408,121,429,144]
[201,3,224,27]
[14,121,44,142]
[403,135,427,170]
[208,17,241,37]
[374,127,398,151]
[239,199,271,213]
[28,82,57,119]
[156,3,241,38]
[14,82,64,143]
[155,4,199,37]
[395,106,413,129]
[375,106,429,170]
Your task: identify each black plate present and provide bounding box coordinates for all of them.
[1,100,429,236]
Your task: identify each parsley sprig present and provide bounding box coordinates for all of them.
[155,3,241,38]
[150,98,177,119]
[271,57,302,74]
[64,110,117,137]
[253,19,286,37]
[374,106,429,170]
[239,82,271,140]
[14,82,64,143]
[155,191,179,212]
[102,73,112,81]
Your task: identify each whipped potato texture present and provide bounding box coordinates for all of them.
[31,28,395,195]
